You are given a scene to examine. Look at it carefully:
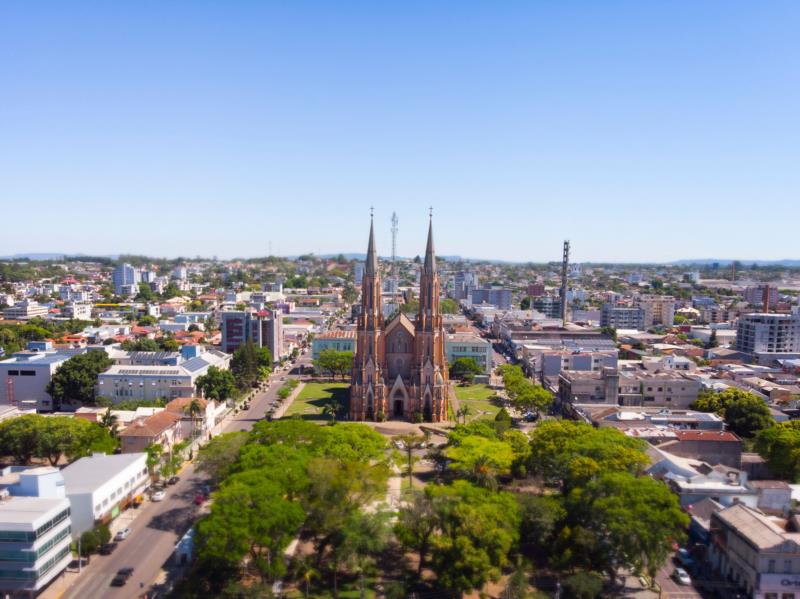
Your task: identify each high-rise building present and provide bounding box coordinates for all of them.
[743,285,779,309]
[636,295,675,328]
[453,271,479,300]
[735,309,800,356]
[350,214,449,422]
[469,287,512,310]
[600,304,646,329]
[220,310,283,360]
[112,263,140,295]
[354,263,365,287]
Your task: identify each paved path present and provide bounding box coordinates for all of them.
[43,354,313,599]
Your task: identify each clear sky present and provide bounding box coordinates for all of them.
[2,2,799,263]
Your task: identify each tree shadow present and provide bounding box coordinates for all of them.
[293,387,350,421]
[147,506,195,533]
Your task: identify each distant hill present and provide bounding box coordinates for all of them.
[671,259,800,267]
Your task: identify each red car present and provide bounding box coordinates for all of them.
[193,494,207,506]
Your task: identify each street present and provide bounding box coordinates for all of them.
[53,353,312,599]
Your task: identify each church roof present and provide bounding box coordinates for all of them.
[424,218,436,274]
[365,215,379,275]
[385,311,415,336]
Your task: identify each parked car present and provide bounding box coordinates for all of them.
[114,528,131,541]
[117,567,135,579]
[110,574,128,587]
[167,476,180,486]
[99,542,118,555]
[151,490,166,502]
[194,494,207,506]
[673,567,691,586]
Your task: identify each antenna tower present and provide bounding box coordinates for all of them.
[391,212,399,308]
[560,240,570,325]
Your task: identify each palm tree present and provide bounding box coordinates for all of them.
[184,398,205,441]
[100,408,119,439]
[457,405,471,424]
[297,559,319,598]
[322,401,339,424]
[393,433,426,489]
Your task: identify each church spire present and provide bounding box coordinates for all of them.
[424,207,436,274]
[365,207,378,275]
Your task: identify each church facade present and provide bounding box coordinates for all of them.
[349,215,450,422]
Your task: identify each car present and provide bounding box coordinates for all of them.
[110,574,128,587]
[117,567,135,578]
[194,494,207,506]
[167,476,180,485]
[151,490,166,502]
[114,528,131,541]
[99,542,118,555]
[673,567,691,585]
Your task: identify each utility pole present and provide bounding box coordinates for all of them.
[560,240,570,326]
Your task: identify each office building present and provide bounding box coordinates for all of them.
[469,287,512,310]
[453,271,479,301]
[354,263,365,287]
[532,296,562,319]
[0,345,88,411]
[636,295,676,327]
[743,285,779,309]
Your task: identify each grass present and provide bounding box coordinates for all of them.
[454,383,501,421]
[282,381,350,421]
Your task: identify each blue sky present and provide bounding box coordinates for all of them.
[2,2,798,263]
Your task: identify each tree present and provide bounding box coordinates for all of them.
[723,395,774,438]
[754,421,800,481]
[449,357,482,383]
[137,315,157,326]
[336,511,391,598]
[568,472,688,579]
[46,350,113,408]
[196,366,237,402]
[395,491,437,574]
[393,433,426,489]
[321,401,339,424]
[517,494,567,556]
[440,298,459,314]
[120,338,160,352]
[231,341,270,389]
[196,432,249,486]
[446,435,514,488]
[185,397,205,439]
[135,283,156,302]
[426,481,520,595]
[314,349,352,380]
[145,443,164,479]
[563,571,603,599]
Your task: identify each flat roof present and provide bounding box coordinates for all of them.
[0,497,69,527]
[61,453,146,494]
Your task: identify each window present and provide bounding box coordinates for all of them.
[20,370,36,376]
[785,559,792,573]
[7,370,19,376]
[768,559,776,573]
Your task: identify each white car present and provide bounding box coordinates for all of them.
[114,528,131,541]
[673,567,691,585]
[151,490,166,502]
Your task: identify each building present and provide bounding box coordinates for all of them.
[60,452,149,537]
[453,271,479,301]
[540,349,618,378]
[96,346,231,403]
[119,410,183,453]
[656,430,743,469]
[708,503,800,599]
[354,263,365,287]
[636,295,676,327]
[220,309,283,360]
[527,283,546,298]
[312,331,356,368]
[350,215,450,422]
[61,302,92,320]
[736,310,800,357]
[0,345,89,411]
[2,300,49,321]
[744,285,779,309]
[445,333,493,374]
[600,304,646,329]
[558,368,701,408]
[0,496,72,595]
[112,263,140,296]
[532,296,562,319]
[469,287,512,310]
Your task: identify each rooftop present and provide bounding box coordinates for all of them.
[61,453,146,494]
[0,497,70,526]
[674,430,740,443]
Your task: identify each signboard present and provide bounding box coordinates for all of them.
[111,505,120,519]
[759,573,800,591]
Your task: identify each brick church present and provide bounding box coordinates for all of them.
[349,214,450,422]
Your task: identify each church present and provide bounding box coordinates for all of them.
[349,214,450,422]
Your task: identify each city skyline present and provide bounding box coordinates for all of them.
[3,2,799,261]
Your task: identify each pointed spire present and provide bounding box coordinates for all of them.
[365,207,378,275]
[424,207,436,274]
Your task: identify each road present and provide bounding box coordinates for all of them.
[58,353,312,599]
[656,561,703,599]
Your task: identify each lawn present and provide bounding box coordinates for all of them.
[453,383,501,421]
[282,381,350,421]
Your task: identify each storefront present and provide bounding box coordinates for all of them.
[758,574,800,599]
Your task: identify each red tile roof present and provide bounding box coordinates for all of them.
[674,430,740,442]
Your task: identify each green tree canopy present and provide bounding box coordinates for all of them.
[754,421,800,481]
[449,357,482,382]
[46,350,113,408]
[196,366,237,402]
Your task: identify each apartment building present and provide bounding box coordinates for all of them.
[469,287,512,310]
[636,295,676,327]
[736,310,800,357]
[2,300,49,321]
[112,263,140,296]
[744,285,779,309]
[558,368,701,408]
[221,310,283,360]
[600,304,645,329]
[445,333,493,374]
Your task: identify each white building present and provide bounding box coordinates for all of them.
[112,263,140,296]
[2,300,49,321]
[60,453,149,537]
[0,346,88,411]
[736,309,800,357]
[96,347,231,403]
[62,302,92,320]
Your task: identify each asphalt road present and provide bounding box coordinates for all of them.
[656,561,703,599]
[59,354,312,599]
